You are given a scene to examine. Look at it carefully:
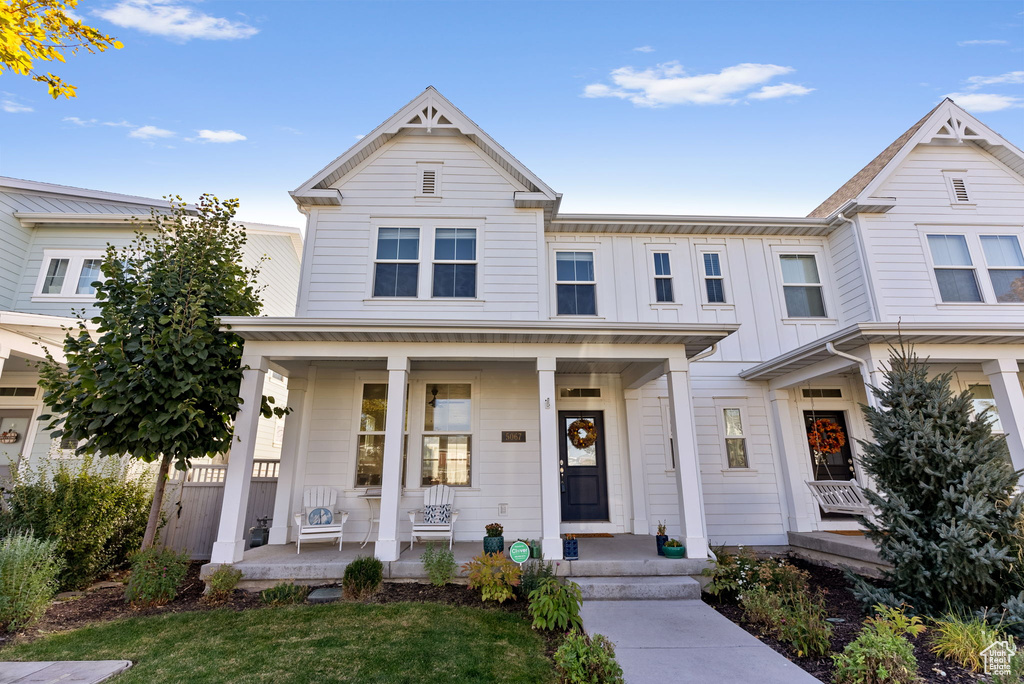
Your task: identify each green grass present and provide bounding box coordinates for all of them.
[2,602,555,683]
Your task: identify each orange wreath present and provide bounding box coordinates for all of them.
[567,419,598,449]
[807,418,846,455]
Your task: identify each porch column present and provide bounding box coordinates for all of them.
[269,376,307,545]
[211,355,267,564]
[623,388,649,534]
[769,389,816,532]
[375,356,408,562]
[665,357,708,559]
[288,366,317,543]
[537,357,563,560]
[983,358,1024,478]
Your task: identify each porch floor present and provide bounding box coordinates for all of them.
[787,531,889,578]
[203,535,712,589]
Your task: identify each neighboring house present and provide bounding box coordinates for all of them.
[0,177,303,483]
[83,89,1016,567]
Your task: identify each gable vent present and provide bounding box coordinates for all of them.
[951,178,969,203]
[422,169,437,195]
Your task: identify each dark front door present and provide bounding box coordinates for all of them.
[803,410,856,517]
[559,411,609,522]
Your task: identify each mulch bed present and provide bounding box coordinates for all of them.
[708,558,990,683]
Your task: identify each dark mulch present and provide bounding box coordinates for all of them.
[708,558,989,683]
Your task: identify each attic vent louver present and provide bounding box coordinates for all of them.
[951,178,969,202]
[422,170,436,195]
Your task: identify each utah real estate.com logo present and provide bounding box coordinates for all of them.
[981,639,1017,676]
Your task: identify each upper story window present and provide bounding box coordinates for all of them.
[703,253,726,303]
[980,235,1024,303]
[556,251,596,315]
[35,251,106,299]
[422,383,472,486]
[653,252,673,302]
[373,228,419,297]
[779,254,826,317]
[927,234,982,302]
[432,228,477,298]
[722,408,749,469]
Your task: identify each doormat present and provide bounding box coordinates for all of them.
[826,530,865,536]
[571,533,614,538]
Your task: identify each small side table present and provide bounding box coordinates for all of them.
[359,487,382,548]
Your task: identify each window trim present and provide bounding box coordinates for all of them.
[32,250,106,300]
[651,251,674,303]
[717,405,751,470]
[406,373,479,489]
[371,226,421,299]
[772,247,831,320]
[352,378,393,488]
[431,227,478,299]
[553,249,599,316]
[979,234,1024,304]
[920,230,1024,306]
[420,381,475,487]
[695,246,729,305]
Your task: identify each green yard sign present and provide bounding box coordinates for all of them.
[508,541,531,564]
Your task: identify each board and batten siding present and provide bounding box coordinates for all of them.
[862,142,1024,324]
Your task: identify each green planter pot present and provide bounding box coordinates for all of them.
[483,536,504,554]
[663,545,685,559]
[530,541,542,559]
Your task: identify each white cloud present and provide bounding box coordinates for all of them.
[102,119,135,127]
[965,70,1024,87]
[2,98,33,113]
[95,0,258,41]
[64,116,98,125]
[748,83,815,100]
[957,39,1009,46]
[354,134,365,141]
[583,61,808,106]
[130,124,175,139]
[946,92,1024,112]
[194,129,246,143]
[633,46,654,53]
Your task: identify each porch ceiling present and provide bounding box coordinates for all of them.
[740,322,1024,381]
[222,318,738,358]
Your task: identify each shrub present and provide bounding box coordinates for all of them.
[0,532,64,631]
[832,604,925,684]
[518,559,556,599]
[342,555,383,600]
[553,629,624,684]
[260,582,309,606]
[702,546,808,602]
[420,543,456,587]
[740,585,832,658]
[741,585,787,629]
[203,564,243,604]
[463,552,521,603]
[528,577,583,632]
[124,547,189,607]
[930,614,1004,672]
[485,522,503,537]
[0,455,151,590]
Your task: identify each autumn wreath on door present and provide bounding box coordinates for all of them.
[567,419,598,449]
[807,418,846,469]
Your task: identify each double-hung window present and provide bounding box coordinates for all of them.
[432,228,477,298]
[722,408,749,469]
[422,384,472,486]
[556,252,596,315]
[653,252,673,302]
[968,384,1004,433]
[980,235,1024,303]
[927,234,982,302]
[703,253,726,303]
[35,251,105,298]
[356,384,389,486]
[373,228,419,297]
[779,255,826,317]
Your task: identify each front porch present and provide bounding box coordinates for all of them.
[202,534,712,590]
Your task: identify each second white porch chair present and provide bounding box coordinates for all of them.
[408,485,459,550]
[805,479,873,517]
[293,486,349,553]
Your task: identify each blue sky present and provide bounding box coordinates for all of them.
[2,0,1022,228]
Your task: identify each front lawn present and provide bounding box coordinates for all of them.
[2,601,555,684]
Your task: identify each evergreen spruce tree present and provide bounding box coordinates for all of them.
[852,345,1024,621]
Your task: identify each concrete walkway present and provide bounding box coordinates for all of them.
[581,600,822,683]
[0,661,131,683]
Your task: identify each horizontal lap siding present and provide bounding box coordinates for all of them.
[244,233,300,317]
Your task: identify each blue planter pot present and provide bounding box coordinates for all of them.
[563,538,579,560]
[483,536,504,554]
[655,535,668,556]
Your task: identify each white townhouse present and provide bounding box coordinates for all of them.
[0,178,303,482]
[209,89,1024,566]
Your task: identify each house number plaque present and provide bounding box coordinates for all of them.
[501,431,526,443]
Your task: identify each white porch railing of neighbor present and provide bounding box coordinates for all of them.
[158,459,279,560]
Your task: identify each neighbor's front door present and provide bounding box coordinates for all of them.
[0,409,33,483]
[803,410,856,517]
[558,411,609,522]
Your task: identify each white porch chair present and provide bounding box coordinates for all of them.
[293,486,349,554]
[805,479,873,517]
[408,485,459,550]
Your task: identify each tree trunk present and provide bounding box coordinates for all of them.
[141,454,173,550]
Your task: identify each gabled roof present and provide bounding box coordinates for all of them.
[290,87,558,206]
[808,98,1024,218]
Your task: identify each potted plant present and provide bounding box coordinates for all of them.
[662,538,685,559]
[563,534,579,560]
[248,515,271,548]
[529,538,542,559]
[483,522,504,554]
[655,520,668,556]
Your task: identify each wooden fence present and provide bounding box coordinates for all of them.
[158,460,279,560]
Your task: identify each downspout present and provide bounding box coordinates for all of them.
[688,343,718,364]
[825,342,877,409]
[835,209,881,322]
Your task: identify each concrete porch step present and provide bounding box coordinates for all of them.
[575,575,701,601]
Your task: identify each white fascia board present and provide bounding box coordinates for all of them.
[551,213,832,233]
[14,212,148,228]
[0,176,172,208]
[0,310,81,329]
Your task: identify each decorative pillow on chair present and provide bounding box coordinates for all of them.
[423,504,452,524]
[306,507,333,526]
